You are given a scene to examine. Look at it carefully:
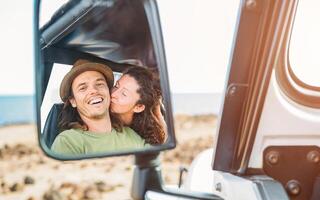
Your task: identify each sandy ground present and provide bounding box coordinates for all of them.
[0,114,217,200]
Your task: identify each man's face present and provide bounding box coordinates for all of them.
[69,71,110,120]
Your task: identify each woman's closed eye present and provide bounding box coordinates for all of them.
[122,91,127,97]
[112,82,129,97]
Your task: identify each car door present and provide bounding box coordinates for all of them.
[212,0,320,199]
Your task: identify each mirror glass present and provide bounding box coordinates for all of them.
[37,0,174,159]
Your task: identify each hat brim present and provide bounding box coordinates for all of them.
[60,62,114,102]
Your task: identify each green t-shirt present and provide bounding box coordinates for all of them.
[51,127,149,156]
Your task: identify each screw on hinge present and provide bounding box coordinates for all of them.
[286,180,301,196]
[266,151,280,165]
[307,150,320,164]
[228,86,237,97]
[246,0,257,9]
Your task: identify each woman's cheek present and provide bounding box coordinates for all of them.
[111,101,118,109]
[114,101,125,111]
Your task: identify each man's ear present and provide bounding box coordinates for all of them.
[69,98,77,108]
[133,104,145,113]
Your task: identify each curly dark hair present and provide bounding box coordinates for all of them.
[121,66,166,145]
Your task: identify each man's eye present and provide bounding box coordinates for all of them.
[122,92,127,97]
[79,87,86,91]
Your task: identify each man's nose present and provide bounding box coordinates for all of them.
[89,85,99,94]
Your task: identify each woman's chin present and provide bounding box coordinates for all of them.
[110,104,128,115]
[110,104,115,112]
[110,106,118,114]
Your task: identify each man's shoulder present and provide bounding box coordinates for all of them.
[121,126,135,133]
[59,129,82,137]
[55,129,85,144]
[119,127,141,137]
[117,127,149,144]
[51,129,84,154]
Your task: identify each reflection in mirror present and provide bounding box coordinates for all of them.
[38,0,174,158]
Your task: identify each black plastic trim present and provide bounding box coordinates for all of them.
[132,153,223,200]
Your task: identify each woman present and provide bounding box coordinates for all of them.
[111,66,167,145]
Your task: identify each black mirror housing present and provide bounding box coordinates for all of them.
[34,0,176,160]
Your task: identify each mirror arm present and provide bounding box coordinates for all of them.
[131,153,162,200]
[132,153,223,200]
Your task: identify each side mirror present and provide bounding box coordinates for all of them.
[34,0,176,160]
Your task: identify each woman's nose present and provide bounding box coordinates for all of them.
[111,87,118,98]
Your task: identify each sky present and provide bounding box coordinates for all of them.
[0,0,318,96]
[0,0,240,96]
[0,1,34,95]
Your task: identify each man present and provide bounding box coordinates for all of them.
[51,59,148,155]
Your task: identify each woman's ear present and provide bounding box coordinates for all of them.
[133,104,145,113]
[69,98,77,108]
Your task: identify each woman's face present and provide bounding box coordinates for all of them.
[110,75,145,115]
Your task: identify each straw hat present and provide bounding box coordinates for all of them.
[59,59,114,102]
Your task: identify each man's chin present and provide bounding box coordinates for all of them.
[89,109,109,119]
[91,113,108,119]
